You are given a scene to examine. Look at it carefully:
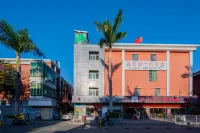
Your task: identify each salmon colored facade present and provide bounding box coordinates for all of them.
[73,43,200,117]
[104,44,197,97]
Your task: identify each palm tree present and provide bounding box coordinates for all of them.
[0,20,44,114]
[94,9,127,112]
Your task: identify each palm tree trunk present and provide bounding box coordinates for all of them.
[108,48,113,112]
[15,52,21,115]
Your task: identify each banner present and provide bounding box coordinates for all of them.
[123,61,167,70]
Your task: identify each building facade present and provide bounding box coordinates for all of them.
[73,42,200,118]
[0,58,73,119]
[193,71,200,97]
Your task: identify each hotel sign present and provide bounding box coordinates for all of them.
[124,61,167,70]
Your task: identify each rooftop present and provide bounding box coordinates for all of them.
[76,43,199,51]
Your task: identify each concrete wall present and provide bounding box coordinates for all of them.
[74,44,104,97]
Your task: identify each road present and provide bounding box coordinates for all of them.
[0,120,200,133]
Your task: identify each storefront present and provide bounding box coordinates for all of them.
[73,95,200,119]
[123,103,189,119]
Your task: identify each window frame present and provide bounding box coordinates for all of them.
[134,88,140,96]
[89,88,98,96]
[154,88,160,96]
[89,70,99,79]
[149,70,157,81]
[89,51,99,60]
[150,54,157,61]
[132,54,139,61]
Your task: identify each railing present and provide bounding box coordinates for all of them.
[175,115,200,124]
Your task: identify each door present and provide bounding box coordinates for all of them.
[41,108,50,120]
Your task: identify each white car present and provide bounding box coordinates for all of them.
[62,113,72,120]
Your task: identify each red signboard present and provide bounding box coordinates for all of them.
[138,96,193,103]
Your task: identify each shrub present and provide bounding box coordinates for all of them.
[5,115,16,119]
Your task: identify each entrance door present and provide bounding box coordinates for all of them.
[41,108,50,120]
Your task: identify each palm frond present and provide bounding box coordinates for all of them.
[16,29,44,57]
[98,38,107,48]
[102,19,113,47]
[112,9,123,34]
[0,20,17,50]
[114,32,127,42]
[94,21,103,33]
[22,42,44,57]
[30,45,45,57]
[0,35,13,49]
[94,9,126,49]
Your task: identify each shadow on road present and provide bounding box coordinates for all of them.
[1,119,200,133]
[0,120,67,133]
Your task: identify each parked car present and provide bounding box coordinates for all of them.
[62,113,72,120]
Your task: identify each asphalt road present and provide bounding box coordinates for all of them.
[0,121,200,133]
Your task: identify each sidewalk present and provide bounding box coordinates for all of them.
[121,119,174,125]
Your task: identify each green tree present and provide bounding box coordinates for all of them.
[0,20,44,114]
[0,60,17,100]
[94,9,127,111]
[0,60,17,88]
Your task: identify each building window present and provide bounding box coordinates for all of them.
[30,83,43,89]
[89,52,99,60]
[89,70,99,79]
[30,88,43,96]
[154,88,160,96]
[134,88,140,96]
[30,68,42,77]
[149,70,157,81]
[42,63,56,84]
[89,88,98,96]
[132,54,138,61]
[150,54,157,61]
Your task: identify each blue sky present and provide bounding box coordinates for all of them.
[0,0,200,85]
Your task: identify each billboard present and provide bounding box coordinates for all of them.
[74,30,88,44]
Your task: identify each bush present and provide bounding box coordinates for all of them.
[5,115,16,119]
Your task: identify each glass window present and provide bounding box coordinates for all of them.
[30,89,34,96]
[149,70,157,81]
[134,88,140,96]
[31,62,37,68]
[30,68,42,77]
[151,54,157,61]
[43,88,47,97]
[40,89,43,96]
[37,62,42,68]
[54,90,57,99]
[89,88,98,96]
[30,83,43,89]
[33,89,36,96]
[89,52,99,60]
[154,88,160,96]
[89,71,99,79]
[132,54,138,61]
[49,89,51,98]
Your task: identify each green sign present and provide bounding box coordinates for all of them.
[75,33,87,44]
